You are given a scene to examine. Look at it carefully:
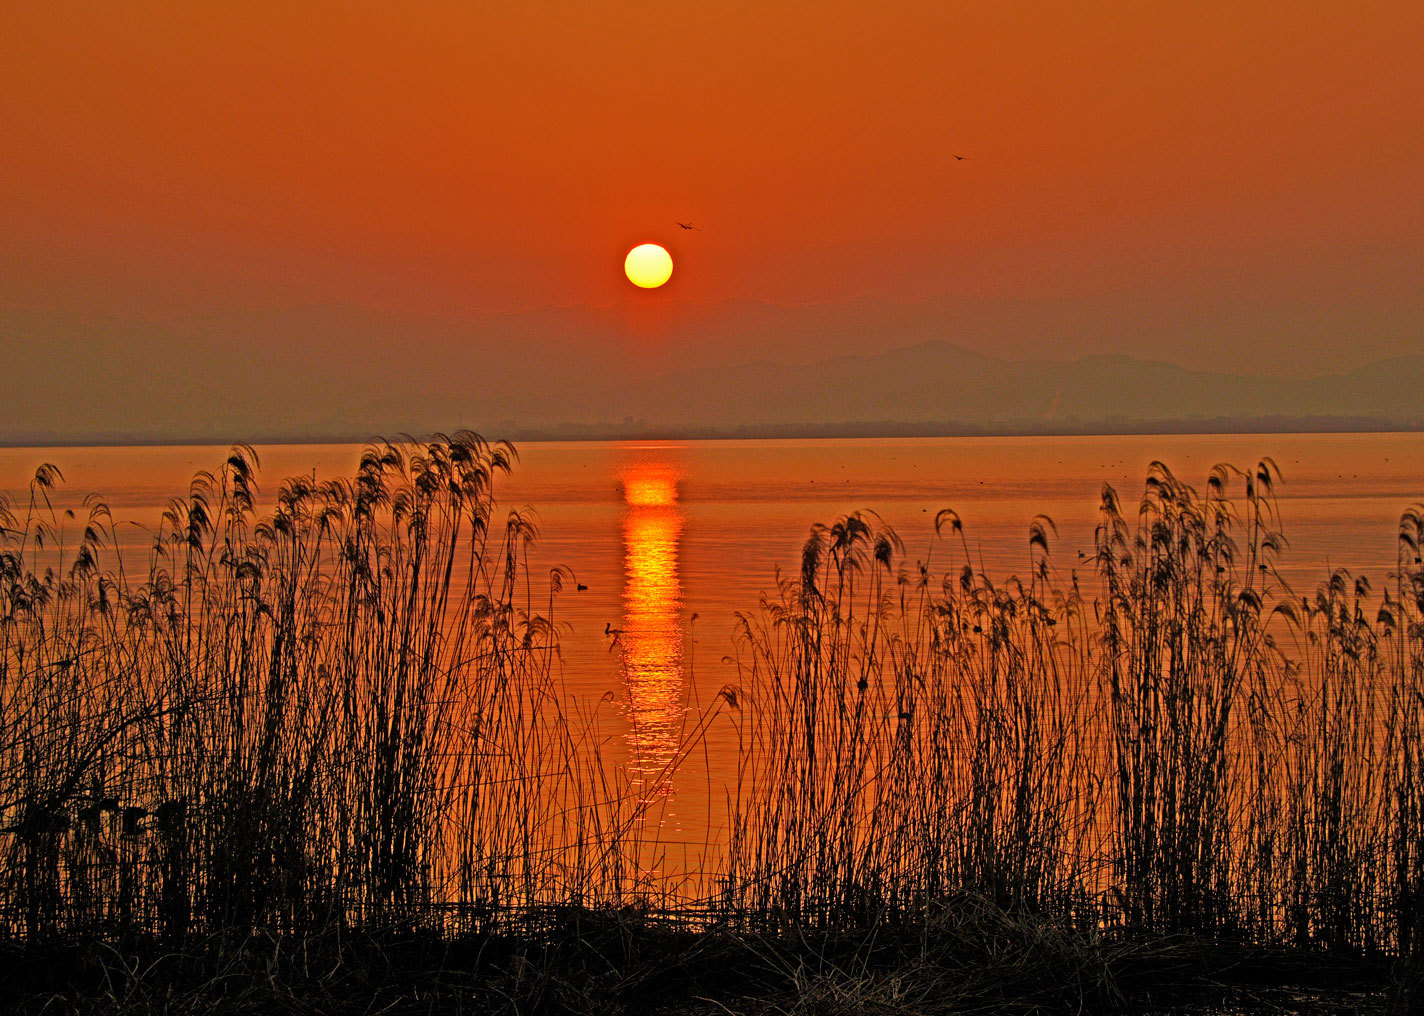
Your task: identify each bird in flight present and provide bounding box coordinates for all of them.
[951,154,969,161]
[676,221,700,230]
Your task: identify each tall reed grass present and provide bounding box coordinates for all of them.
[725,461,1424,958]
[3,439,1423,971]
[0,434,642,945]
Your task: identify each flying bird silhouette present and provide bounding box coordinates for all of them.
[951,154,969,161]
[676,221,700,230]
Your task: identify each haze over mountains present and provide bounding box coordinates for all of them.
[587,343,1424,438]
[4,302,1421,445]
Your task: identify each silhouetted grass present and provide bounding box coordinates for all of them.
[724,461,1424,962]
[0,434,652,949]
[2,439,1421,1012]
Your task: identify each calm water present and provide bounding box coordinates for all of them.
[4,434,1423,855]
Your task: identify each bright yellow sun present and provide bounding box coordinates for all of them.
[624,243,673,288]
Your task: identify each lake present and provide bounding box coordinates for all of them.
[4,432,1422,861]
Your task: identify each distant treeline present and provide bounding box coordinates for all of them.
[501,414,1423,442]
[5,415,1422,448]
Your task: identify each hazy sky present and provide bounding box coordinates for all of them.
[3,1,1423,439]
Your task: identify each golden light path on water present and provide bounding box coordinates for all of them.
[616,463,687,795]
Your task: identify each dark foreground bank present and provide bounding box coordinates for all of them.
[0,902,1408,1015]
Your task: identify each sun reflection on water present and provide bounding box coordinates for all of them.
[617,462,685,792]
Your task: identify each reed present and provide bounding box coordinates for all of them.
[725,461,1424,962]
[0,434,642,946]
[722,510,1095,930]
[3,440,1424,1011]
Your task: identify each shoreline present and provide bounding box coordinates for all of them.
[2,915,1406,1015]
[5,420,1424,450]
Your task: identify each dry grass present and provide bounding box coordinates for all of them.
[2,439,1422,1012]
[0,434,647,947]
[724,461,1424,961]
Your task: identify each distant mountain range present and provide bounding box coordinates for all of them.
[4,300,1421,444]
[538,340,1424,439]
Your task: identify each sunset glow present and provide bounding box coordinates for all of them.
[4,4,1422,445]
[7,0,1424,999]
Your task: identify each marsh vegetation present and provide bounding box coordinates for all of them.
[2,435,1420,1012]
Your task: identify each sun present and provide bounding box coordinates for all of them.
[624,243,673,288]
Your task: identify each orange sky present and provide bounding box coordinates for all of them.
[3,1,1423,432]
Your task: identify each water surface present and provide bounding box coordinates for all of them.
[4,433,1422,856]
